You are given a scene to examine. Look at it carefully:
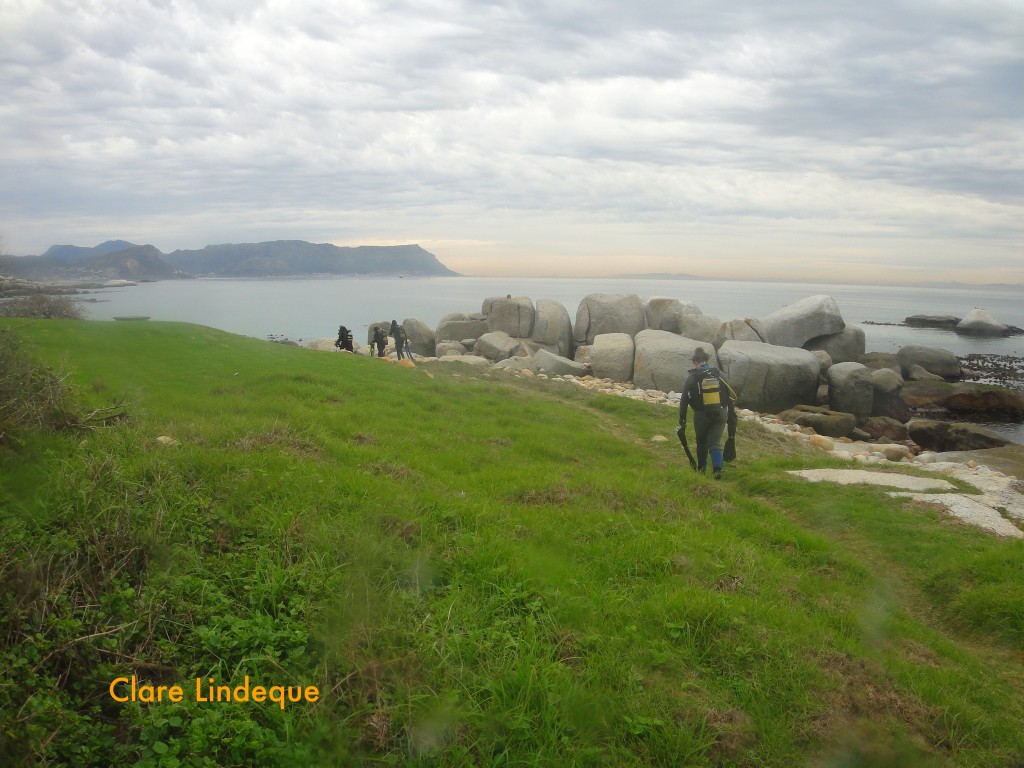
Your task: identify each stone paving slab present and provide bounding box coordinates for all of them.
[886,492,1024,538]
[788,468,1024,539]
[787,469,956,492]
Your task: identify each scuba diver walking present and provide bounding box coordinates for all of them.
[678,347,737,479]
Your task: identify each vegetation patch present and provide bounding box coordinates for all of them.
[228,424,322,456]
[0,294,86,320]
[2,318,1023,767]
[925,545,1024,647]
[0,328,125,445]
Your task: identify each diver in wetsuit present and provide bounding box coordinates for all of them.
[679,347,737,479]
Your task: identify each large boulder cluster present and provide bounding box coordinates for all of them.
[324,293,1020,454]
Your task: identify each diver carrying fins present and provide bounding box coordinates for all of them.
[678,346,738,480]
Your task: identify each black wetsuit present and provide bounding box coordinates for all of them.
[372,327,387,357]
[390,321,405,360]
[335,326,354,352]
[679,363,736,474]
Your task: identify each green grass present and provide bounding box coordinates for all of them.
[2,318,1023,767]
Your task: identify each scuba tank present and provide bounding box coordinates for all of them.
[698,369,723,408]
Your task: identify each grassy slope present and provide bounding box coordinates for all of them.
[1,319,1022,767]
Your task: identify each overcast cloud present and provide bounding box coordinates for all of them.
[2,0,1022,283]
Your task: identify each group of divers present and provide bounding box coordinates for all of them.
[333,323,738,479]
[334,320,414,360]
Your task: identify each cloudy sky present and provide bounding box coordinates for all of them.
[2,0,1022,283]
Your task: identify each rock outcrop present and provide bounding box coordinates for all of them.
[759,295,846,348]
[902,381,1024,416]
[895,345,961,380]
[777,405,858,438]
[436,340,468,357]
[643,298,720,341]
[805,326,866,365]
[590,333,636,382]
[955,308,1010,337]
[860,352,902,376]
[870,368,911,421]
[907,419,1013,452]
[718,340,820,413]
[483,295,535,338]
[678,313,724,343]
[905,314,961,329]
[475,331,530,362]
[532,299,574,359]
[437,354,491,367]
[632,330,711,394]
[574,294,646,345]
[906,364,945,382]
[810,350,833,378]
[435,312,488,345]
[860,416,910,442]
[528,349,589,378]
[717,318,766,343]
[827,362,874,423]
[402,318,436,357]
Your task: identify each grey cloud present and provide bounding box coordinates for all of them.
[0,0,1021,281]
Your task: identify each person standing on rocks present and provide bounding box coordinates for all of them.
[390,320,407,361]
[679,347,737,479]
[372,326,388,357]
[334,325,354,352]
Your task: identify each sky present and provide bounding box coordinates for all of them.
[1,0,1022,284]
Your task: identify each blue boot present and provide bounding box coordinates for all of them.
[710,448,724,480]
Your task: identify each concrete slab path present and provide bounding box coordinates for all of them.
[788,468,1024,539]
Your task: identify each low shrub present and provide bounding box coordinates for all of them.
[0,294,85,320]
[0,328,125,445]
[0,328,76,442]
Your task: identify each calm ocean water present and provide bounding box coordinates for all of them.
[78,275,1023,357]
[76,276,1024,442]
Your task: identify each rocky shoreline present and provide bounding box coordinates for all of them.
[303,292,1023,455]
[959,352,1024,390]
[0,276,137,298]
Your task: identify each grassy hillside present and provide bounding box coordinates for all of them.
[1,319,1022,767]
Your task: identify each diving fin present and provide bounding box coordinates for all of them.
[723,435,736,462]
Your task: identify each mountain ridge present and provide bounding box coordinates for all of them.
[164,240,457,277]
[42,240,139,261]
[1,240,459,280]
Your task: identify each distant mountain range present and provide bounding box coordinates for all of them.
[0,240,459,281]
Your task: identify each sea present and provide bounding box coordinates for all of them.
[75,275,1024,441]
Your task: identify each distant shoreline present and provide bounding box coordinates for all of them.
[596,273,1023,291]
[6,267,1021,292]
